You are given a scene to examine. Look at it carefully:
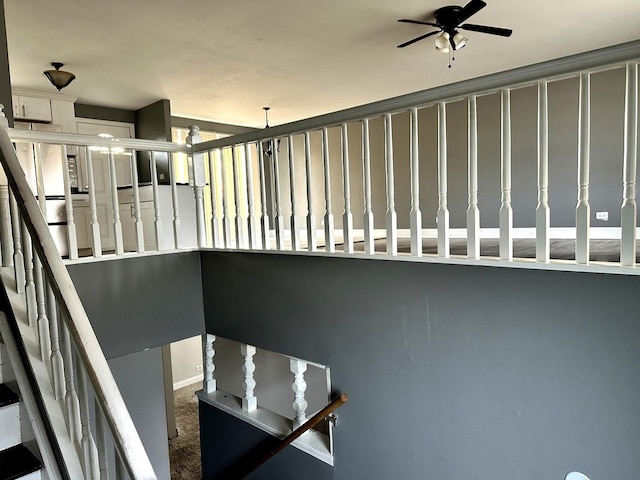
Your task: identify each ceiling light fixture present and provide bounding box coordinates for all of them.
[43,62,76,91]
[452,31,468,50]
[434,32,450,53]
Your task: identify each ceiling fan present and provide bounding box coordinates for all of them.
[397,0,512,57]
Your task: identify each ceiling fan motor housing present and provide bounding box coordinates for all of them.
[434,6,465,32]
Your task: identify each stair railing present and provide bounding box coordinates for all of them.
[0,108,157,479]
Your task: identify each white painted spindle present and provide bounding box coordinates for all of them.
[46,280,65,400]
[437,102,450,258]
[467,96,480,260]
[290,359,308,430]
[231,146,246,249]
[409,108,422,257]
[94,402,109,480]
[108,152,124,255]
[272,140,286,250]
[168,152,182,249]
[303,132,317,252]
[576,72,591,264]
[33,252,51,362]
[61,145,78,259]
[0,185,11,266]
[60,319,81,443]
[362,119,375,254]
[21,223,36,325]
[76,364,100,479]
[621,62,638,267]
[219,148,232,248]
[244,143,259,249]
[207,150,223,248]
[149,151,163,250]
[129,151,144,253]
[85,148,102,257]
[537,80,550,263]
[257,142,270,250]
[288,135,301,251]
[500,89,514,261]
[384,114,398,256]
[340,124,354,254]
[321,128,335,253]
[9,193,24,292]
[241,344,257,412]
[188,126,207,248]
[203,334,216,393]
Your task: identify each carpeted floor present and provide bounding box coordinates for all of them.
[169,382,202,480]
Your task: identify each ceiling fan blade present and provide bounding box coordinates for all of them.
[460,23,512,37]
[398,18,439,28]
[457,0,487,23]
[397,30,439,48]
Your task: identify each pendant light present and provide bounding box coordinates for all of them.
[43,62,76,91]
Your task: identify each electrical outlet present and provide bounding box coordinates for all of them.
[596,211,609,221]
[195,365,203,372]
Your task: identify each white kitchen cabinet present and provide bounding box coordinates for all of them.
[12,95,52,122]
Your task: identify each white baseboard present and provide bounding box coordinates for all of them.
[173,374,203,391]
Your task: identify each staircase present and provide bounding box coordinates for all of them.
[0,337,43,480]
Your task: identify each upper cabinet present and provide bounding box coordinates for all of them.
[12,95,52,122]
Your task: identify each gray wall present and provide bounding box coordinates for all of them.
[135,99,172,184]
[67,252,205,359]
[74,104,136,124]
[270,67,630,230]
[200,250,640,480]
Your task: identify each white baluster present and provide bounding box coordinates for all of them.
[76,362,100,479]
[290,359,308,430]
[341,124,354,254]
[362,119,375,255]
[409,108,422,257]
[9,193,24,292]
[108,151,124,255]
[169,152,182,249]
[46,279,65,400]
[33,251,51,362]
[384,114,398,256]
[0,185,11,266]
[287,135,301,251]
[129,150,144,253]
[150,151,164,250]
[202,334,216,393]
[437,102,450,258]
[60,319,81,443]
[576,72,591,265]
[621,62,638,267]
[244,143,259,249]
[208,150,223,248]
[467,96,480,260]
[272,140,286,250]
[21,223,37,326]
[61,145,78,259]
[85,148,102,257]
[257,142,270,250]
[94,402,109,480]
[321,128,335,253]
[187,126,207,248]
[219,148,232,248]
[303,132,317,252]
[231,146,246,249]
[500,89,514,261]
[537,80,550,263]
[241,344,257,412]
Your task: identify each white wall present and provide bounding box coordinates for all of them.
[170,336,203,390]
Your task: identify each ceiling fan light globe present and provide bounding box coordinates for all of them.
[434,32,450,51]
[453,32,468,49]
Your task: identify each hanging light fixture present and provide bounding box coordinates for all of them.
[452,31,468,50]
[434,32,450,53]
[43,62,76,91]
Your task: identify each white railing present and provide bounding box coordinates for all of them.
[0,114,157,479]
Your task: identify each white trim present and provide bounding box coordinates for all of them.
[197,389,333,466]
[173,374,203,391]
[12,88,77,103]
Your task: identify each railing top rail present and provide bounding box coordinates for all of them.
[8,128,189,153]
[193,39,640,153]
[0,118,157,479]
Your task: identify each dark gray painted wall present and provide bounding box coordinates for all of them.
[0,0,13,127]
[108,347,171,480]
[135,99,172,184]
[171,116,255,136]
[67,252,205,359]
[200,251,640,480]
[74,104,136,124]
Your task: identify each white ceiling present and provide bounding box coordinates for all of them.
[4,0,640,128]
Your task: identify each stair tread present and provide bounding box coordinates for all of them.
[0,444,42,480]
[0,384,19,408]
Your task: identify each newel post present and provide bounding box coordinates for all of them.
[187,125,207,248]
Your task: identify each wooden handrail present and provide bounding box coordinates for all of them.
[237,393,348,479]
